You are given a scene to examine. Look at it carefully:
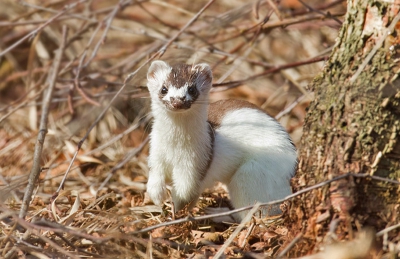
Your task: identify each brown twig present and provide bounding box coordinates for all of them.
[213,203,261,259]
[261,13,344,31]
[67,1,143,109]
[7,214,111,243]
[24,89,145,108]
[19,26,68,219]
[69,16,103,110]
[35,234,80,259]
[20,0,167,44]
[298,0,342,24]
[83,0,128,67]
[266,0,282,20]
[275,95,308,120]
[12,0,68,22]
[212,55,328,90]
[290,0,345,16]
[209,12,344,45]
[0,0,83,58]
[157,0,216,56]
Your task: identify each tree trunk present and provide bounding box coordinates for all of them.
[290,0,400,251]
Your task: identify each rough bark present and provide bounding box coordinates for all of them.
[290,0,400,250]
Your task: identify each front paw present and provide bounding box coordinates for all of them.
[146,178,168,206]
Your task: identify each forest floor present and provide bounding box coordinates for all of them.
[1,0,390,258]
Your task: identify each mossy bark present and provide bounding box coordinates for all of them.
[291,0,400,247]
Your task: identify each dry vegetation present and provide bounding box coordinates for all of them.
[1,0,386,258]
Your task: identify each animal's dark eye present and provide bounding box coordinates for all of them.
[188,86,196,95]
[161,86,168,95]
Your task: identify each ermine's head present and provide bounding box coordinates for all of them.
[147,61,212,112]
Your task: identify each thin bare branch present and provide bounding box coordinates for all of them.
[83,0,126,67]
[212,55,328,91]
[277,233,303,258]
[0,0,84,58]
[275,95,308,120]
[19,26,69,219]
[298,0,342,24]
[376,222,400,237]
[213,203,261,259]
[157,0,216,56]
[132,173,400,234]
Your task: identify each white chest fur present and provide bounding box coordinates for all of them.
[145,60,297,221]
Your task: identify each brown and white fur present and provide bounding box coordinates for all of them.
[146,60,297,221]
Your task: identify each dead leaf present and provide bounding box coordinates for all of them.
[76,155,104,164]
[274,227,288,236]
[263,231,278,241]
[192,230,223,246]
[250,241,266,252]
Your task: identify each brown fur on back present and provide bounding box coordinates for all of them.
[208,99,264,128]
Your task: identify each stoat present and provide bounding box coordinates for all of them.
[145,60,297,221]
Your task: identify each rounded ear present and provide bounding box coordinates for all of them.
[193,63,213,91]
[147,60,170,81]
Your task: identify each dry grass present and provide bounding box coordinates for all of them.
[0,0,371,258]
